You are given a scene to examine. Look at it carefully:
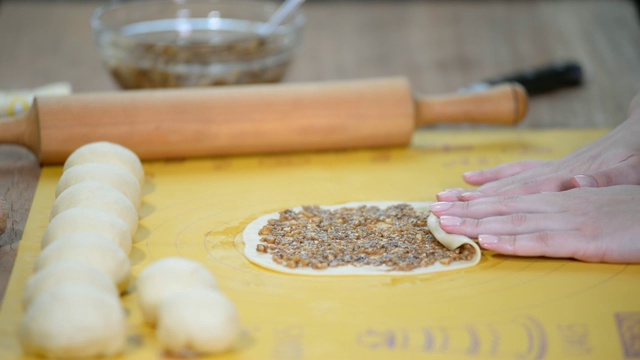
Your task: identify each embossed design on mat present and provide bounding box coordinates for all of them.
[615,312,640,358]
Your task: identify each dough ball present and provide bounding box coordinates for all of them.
[157,288,240,355]
[137,257,219,325]
[57,163,141,209]
[22,261,118,310]
[19,285,126,358]
[35,232,131,292]
[51,180,138,235]
[63,141,144,186]
[42,207,132,254]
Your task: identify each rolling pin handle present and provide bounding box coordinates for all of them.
[0,108,40,156]
[414,82,528,127]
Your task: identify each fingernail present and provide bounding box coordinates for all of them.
[463,171,479,177]
[460,191,481,199]
[439,216,463,226]
[573,174,597,187]
[430,202,452,212]
[437,188,460,196]
[479,234,499,245]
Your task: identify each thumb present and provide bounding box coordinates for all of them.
[572,157,640,187]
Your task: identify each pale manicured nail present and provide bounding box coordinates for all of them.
[574,174,597,187]
[430,202,452,211]
[463,171,479,177]
[479,234,499,245]
[461,191,481,199]
[437,188,460,196]
[439,216,463,226]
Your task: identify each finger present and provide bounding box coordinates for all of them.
[474,172,575,198]
[477,231,584,259]
[463,160,545,186]
[572,156,640,188]
[430,194,562,218]
[435,188,468,201]
[437,213,573,238]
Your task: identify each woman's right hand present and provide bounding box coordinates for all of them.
[437,97,640,202]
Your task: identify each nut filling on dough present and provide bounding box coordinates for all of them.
[256,204,476,271]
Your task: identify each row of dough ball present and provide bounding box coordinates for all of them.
[19,142,144,358]
[137,257,241,355]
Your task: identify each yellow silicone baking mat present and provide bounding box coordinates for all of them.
[1,129,639,360]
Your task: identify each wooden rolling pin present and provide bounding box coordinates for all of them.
[0,77,527,163]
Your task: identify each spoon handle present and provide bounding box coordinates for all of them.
[264,0,305,33]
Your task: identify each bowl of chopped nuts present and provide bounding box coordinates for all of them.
[91,0,305,89]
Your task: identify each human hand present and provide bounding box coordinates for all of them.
[430,185,640,263]
[437,112,640,202]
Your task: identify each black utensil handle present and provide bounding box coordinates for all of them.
[484,61,583,95]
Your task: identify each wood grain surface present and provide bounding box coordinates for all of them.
[0,0,639,302]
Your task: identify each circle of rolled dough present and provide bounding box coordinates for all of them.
[137,257,219,325]
[243,201,482,276]
[42,208,132,254]
[51,180,138,235]
[57,163,141,210]
[157,288,240,355]
[18,285,126,358]
[34,232,131,292]
[63,141,144,186]
[22,261,119,310]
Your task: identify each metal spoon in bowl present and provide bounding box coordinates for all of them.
[210,0,305,46]
[261,0,306,35]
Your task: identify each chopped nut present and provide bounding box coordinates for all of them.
[256,204,476,271]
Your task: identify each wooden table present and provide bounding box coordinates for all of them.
[1,0,639,302]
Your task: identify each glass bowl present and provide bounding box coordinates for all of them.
[91,0,305,89]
